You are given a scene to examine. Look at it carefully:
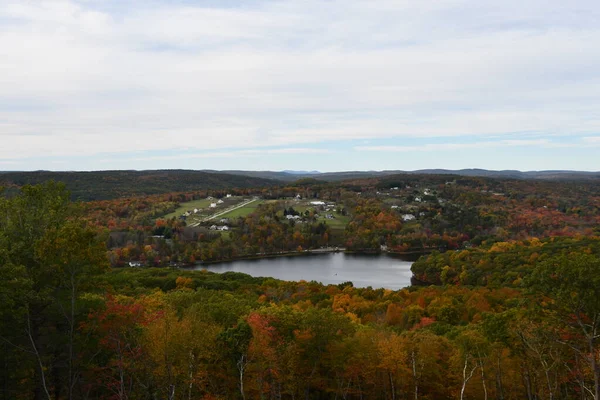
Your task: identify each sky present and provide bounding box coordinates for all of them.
[1,0,599,172]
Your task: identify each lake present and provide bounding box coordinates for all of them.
[194,252,416,290]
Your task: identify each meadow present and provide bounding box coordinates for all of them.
[162,198,214,219]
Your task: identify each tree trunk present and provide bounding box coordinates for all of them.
[237,355,246,400]
[460,355,476,400]
[590,337,599,400]
[495,354,504,400]
[411,351,418,400]
[27,312,51,400]
[479,358,488,400]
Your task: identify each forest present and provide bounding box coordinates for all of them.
[1,174,600,399]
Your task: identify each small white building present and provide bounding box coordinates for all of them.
[193,208,199,213]
[210,225,217,230]
[226,194,232,198]
[391,205,399,209]
[217,199,224,204]
[286,215,301,220]
[310,201,326,206]
[210,203,217,208]
[402,214,416,222]
[218,226,229,231]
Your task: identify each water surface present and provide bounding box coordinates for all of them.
[194,253,415,290]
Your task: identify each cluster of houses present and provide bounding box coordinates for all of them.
[209,199,224,208]
[180,195,233,219]
[210,218,230,231]
[310,201,337,213]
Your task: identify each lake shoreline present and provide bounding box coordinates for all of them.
[187,247,428,268]
[187,251,417,290]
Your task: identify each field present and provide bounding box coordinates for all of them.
[317,213,350,229]
[216,199,264,219]
[163,199,214,219]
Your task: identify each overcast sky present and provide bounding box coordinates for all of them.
[1,0,599,172]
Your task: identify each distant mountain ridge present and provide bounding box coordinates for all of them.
[2,168,598,201]
[282,170,321,175]
[215,168,600,182]
[0,170,281,201]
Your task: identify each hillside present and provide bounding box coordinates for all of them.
[0,170,281,201]
[212,169,600,182]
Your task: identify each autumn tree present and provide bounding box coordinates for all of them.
[0,182,107,399]
[527,253,600,400]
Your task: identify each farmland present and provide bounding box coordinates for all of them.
[163,198,214,219]
[215,199,265,219]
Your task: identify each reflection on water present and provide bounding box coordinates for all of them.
[194,252,415,290]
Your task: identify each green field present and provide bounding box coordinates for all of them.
[217,200,264,219]
[317,214,350,229]
[162,199,215,219]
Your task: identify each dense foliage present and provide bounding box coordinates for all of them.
[1,177,600,399]
[0,170,280,201]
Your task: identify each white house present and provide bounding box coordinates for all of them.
[286,215,301,220]
[218,226,229,231]
[391,205,399,209]
[193,208,199,213]
[217,199,224,204]
[402,214,416,221]
[226,194,232,198]
[210,225,217,230]
[210,203,217,208]
[310,201,325,206]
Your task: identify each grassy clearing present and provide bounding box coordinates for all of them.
[217,200,264,219]
[317,214,351,229]
[163,199,214,219]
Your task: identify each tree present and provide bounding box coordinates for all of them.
[0,182,107,399]
[218,321,253,400]
[527,253,600,400]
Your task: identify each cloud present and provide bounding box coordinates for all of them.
[114,147,333,162]
[582,136,600,143]
[1,0,600,163]
[354,139,571,152]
